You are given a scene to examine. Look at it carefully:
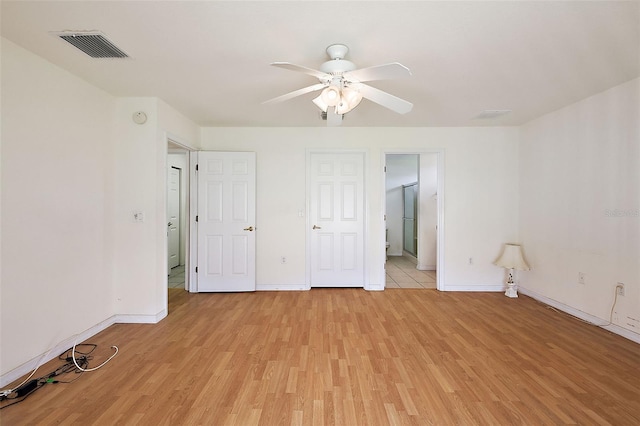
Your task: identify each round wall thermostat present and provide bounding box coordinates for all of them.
[132,111,147,124]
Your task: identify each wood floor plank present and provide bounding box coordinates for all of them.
[2,289,639,425]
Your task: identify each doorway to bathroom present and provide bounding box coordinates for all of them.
[384,153,441,289]
[167,143,191,290]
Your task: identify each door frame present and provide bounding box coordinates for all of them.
[188,151,198,292]
[383,149,445,291]
[165,135,194,294]
[305,149,369,290]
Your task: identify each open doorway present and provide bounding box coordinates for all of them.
[384,153,441,289]
[167,140,191,291]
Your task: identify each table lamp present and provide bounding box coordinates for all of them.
[494,243,530,298]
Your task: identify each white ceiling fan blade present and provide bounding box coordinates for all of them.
[327,106,342,127]
[263,83,326,104]
[358,84,413,114]
[270,62,329,80]
[344,63,411,82]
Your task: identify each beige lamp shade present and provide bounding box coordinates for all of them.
[494,244,530,271]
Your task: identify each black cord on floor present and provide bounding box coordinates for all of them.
[0,344,100,410]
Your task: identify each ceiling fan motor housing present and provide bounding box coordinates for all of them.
[320,44,356,75]
[320,59,356,75]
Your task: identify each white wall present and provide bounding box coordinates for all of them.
[1,39,200,383]
[519,78,640,337]
[112,98,161,318]
[1,39,116,375]
[113,98,199,319]
[200,127,520,291]
[418,153,438,270]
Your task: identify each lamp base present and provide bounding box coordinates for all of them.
[505,283,518,298]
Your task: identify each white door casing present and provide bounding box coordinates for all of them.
[167,166,181,270]
[196,152,256,292]
[309,152,365,287]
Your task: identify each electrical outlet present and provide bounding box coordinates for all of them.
[133,210,145,222]
[468,257,473,265]
[626,316,639,329]
[281,257,287,264]
[578,272,585,285]
[616,282,625,296]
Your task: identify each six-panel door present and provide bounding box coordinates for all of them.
[196,152,256,292]
[309,152,365,287]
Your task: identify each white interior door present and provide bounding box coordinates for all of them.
[309,152,365,287]
[167,166,181,270]
[196,152,256,292]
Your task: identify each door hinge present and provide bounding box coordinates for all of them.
[384,166,387,172]
[195,267,198,273]
[195,164,199,171]
[195,215,198,222]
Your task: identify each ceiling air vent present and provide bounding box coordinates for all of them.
[474,110,512,120]
[54,31,129,58]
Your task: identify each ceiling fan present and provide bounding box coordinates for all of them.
[264,44,413,126]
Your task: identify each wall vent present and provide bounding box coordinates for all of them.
[53,31,129,58]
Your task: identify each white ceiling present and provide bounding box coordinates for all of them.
[2,1,638,127]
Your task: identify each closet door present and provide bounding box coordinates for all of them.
[196,152,256,292]
[309,152,365,287]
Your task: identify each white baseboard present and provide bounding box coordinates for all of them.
[443,284,504,292]
[416,264,436,271]
[256,284,385,291]
[518,286,640,345]
[256,284,308,291]
[1,311,167,388]
[115,310,167,324]
[365,284,385,291]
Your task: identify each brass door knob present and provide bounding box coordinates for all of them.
[313,225,322,230]
[243,226,254,231]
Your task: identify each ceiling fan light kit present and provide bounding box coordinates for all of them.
[321,85,341,106]
[336,87,363,114]
[264,44,413,126]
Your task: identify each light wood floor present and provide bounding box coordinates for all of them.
[2,288,639,425]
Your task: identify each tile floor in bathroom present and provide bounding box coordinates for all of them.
[385,255,437,289]
[168,265,185,288]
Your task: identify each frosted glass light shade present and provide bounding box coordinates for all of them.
[315,85,363,115]
[336,87,363,114]
[321,86,341,107]
[312,95,328,112]
[494,244,530,271]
